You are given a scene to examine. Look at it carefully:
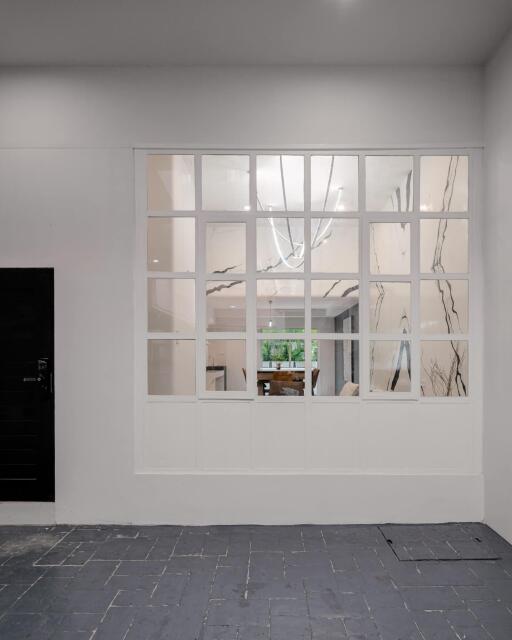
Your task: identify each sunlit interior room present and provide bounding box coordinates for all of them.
[1,1,512,638]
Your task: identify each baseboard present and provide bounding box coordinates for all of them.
[0,502,56,525]
[54,473,484,525]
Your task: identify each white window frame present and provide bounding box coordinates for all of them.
[135,147,478,406]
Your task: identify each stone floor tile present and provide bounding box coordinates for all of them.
[57,612,102,631]
[0,524,509,640]
[486,577,512,602]
[453,585,499,603]
[48,587,118,614]
[333,570,366,593]
[238,623,270,640]
[343,616,380,639]
[0,613,54,640]
[202,626,237,640]
[401,586,465,611]
[310,616,348,639]
[285,551,331,569]
[173,532,205,556]
[211,566,247,599]
[115,560,166,577]
[469,602,512,640]
[248,578,302,599]
[413,610,460,640]
[418,562,482,587]
[270,596,308,617]
[307,590,368,619]
[270,614,311,639]
[10,577,72,613]
[364,587,405,611]
[328,551,357,572]
[207,598,269,627]
[150,572,189,605]
[123,606,176,640]
[75,564,119,590]
[112,588,152,607]
[88,606,136,639]
[372,605,420,640]
[465,560,512,581]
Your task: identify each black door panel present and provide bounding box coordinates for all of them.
[0,269,54,501]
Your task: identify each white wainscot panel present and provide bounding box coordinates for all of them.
[141,402,198,470]
[252,403,306,470]
[359,402,475,473]
[199,402,252,470]
[306,403,360,470]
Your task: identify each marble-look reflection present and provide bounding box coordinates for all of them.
[370,340,411,393]
[370,223,410,275]
[421,340,468,397]
[421,279,467,334]
[370,282,411,334]
[439,155,463,212]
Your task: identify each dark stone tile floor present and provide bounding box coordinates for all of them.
[0,523,511,639]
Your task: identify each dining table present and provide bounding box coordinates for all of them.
[256,369,305,395]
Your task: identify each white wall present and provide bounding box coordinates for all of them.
[0,66,484,524]
[484,31,512,542]
[0,66,483,148]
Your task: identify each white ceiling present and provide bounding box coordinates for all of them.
[0,0,511,66]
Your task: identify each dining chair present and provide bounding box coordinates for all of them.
[312,368,320,394]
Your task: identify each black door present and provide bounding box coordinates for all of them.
[0,269,54,501]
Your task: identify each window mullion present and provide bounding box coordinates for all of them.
[411,153,421,398]
[359,153,369,398]
[246,153,257,398]
[195,154,206,397]
[304,153,312,397]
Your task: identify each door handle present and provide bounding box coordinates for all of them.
[23,377,41,383]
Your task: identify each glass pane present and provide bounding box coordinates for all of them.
[420,219,468,274]
[257,155,304,211]
[421,280,468,334]
[148,339,195,395]
[421,340,468,397]
[311,280,359,333]
[206,340,246,391]
[257,217,304,273]
[148,279,195,333]
[421,156,468,212]
[313,340,359,397]
[366,156,413,212]
[258,339,305,396]
[369,282,411,334]
[369,223,410,275]
[147,155,195,211]
[311,218,359,273]
[147,218,195,272]
[311,155,359,212]
[206,223,246,274]
[370,340,411,393]
[257,280,304,332]
[206,281,246,332]
[202,155,249,211]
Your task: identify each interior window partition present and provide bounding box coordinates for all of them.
[142,150,471,400]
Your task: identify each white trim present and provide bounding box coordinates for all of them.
[134,144,484,151]
[134,469,483,477]
[0,502,56,525]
